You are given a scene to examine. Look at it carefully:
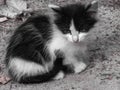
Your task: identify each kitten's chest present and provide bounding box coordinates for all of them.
[47,31,68,59]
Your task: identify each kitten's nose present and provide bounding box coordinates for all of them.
[72,35,79,42]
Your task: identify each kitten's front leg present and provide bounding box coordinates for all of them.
[63,49,89,74]
[63,60,87,74]
[72,52,89,74]
[53,50,65,80]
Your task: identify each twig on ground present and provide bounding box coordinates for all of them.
[0,75,11,84]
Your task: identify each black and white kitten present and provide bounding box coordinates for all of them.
[5,1,98,84]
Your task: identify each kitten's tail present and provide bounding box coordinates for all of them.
[18,57,64,84]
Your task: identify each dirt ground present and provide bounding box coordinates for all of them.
[0,0,120,90]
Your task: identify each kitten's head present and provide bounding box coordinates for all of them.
[49,1,98,42]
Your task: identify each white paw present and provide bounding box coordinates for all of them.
[74,62,87,74]
[53,71,65,80]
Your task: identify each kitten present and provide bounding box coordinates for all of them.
[5,1,98,84]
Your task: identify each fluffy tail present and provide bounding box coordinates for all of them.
[18,57,64,84]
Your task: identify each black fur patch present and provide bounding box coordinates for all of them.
[6,15,52,65]
[54,3,97,34]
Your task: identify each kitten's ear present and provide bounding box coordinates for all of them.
[48,4,61,13]
[86,0,98,13]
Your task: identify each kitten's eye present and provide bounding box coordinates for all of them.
[63,30,71,34]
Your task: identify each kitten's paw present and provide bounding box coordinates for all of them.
[53,71,65,80]
[74,62,87,74]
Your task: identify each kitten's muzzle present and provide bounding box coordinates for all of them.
[72,35,79,42]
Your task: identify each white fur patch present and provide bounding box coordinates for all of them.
[66,32,87,42]
[48,34,67,57]
[91,0,98,5]
[8,57,47,80]
[70,20,78,35]
[48,4,60,9]
[65,34,73,42]
[53,71,64,80]
[70,20,79,42]
[48,24,68,60]
[73,35,79,42]
[74,62,87,73]
[78,33,87,41]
